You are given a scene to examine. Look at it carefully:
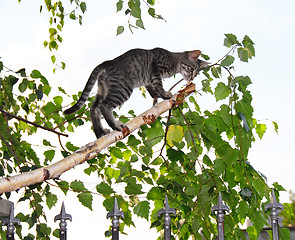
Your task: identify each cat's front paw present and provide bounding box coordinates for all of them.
[102,128,111,134]
[114,121,126,131]
[162,91,173,100]
[95,128,110,138]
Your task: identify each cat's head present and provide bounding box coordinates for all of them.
[180,50,209,80]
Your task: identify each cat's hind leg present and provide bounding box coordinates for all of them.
[100,104,126,132]
[90,98,110,138]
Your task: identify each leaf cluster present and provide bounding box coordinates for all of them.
[40,0,87,72]
[116,0,164,35]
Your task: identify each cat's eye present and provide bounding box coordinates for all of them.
[182,62,195,73]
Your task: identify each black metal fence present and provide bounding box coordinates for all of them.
[0,190,285,240]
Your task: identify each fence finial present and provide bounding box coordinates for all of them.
[158,195,176,240]
[54,202,72,240]
[2,204,20,240]
[107,197,124,240]
[211,192,229,240]
[265,190,283,240]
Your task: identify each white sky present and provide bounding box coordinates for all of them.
[1,0,295,239]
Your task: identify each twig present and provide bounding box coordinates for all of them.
[0,133,20,163]
[54,108,88,130]
[58,134,67,153]
[169,78,184,91]
[0,107,68,137]
[209,45,237,67]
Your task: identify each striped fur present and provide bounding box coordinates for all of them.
[64,48,208,138]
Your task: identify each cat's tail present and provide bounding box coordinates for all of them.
[64,66,106,115]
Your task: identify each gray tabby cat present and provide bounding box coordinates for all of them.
[64,48,208,138]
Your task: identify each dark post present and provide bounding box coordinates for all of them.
[107,197,124,240]
[158,195,176,240]
[264,190,283,240]
[2,204,20,240]
[211,192,229,240]
[54,202,72,240]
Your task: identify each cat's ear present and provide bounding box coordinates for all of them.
[188,50,201,61]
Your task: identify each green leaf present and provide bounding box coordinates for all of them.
[272,121,279,134]
[143,118,164,147]
[69,11,76,20]
[130,4,141,19]
[42,102,57,115]
[80,2,87,13]
[148,7,155,17]
[147,187,165,200]
[236,201,249,217]
[43,139,53,147]
[117,26,124,35]
[19,81,27,93]
[96,182,114,195]
[147,0,155,5]
[166,125,184,146]
[70,180,87,192]
[0,61,3,72]
[136,19,145,29]
[16,68,26,77]
[220,55,234,67]
[125,182,144,195]
[57,181,69,195]
[51,55,56,64]
[127,135,141,146]
[273,182,286,191]
[37,223,51,236]
[256,123,267,139]
[35,89,43,100]
[77,192,93,210]
[65,142,79,152]
[246,226,257,239]
[134,201,150,220]
[214,82,230,101]
[211,67,220,78]
[46,192,57,209]
[116,0,123,12]
[213,158,225,176]
[44,150,55,162]
[242,35,255,58]
[238,48,248,62]
[224,33,239,46]
[30,70,42,79]
[53,229,60,238]
[223,147,239,166]
[236,75,252,92]
[280,228,291,240]
[191,216,200,234]
[123,150,132,160]
[253,211,267,233]
[166,148,185,163]
[53,96,63,106]
[253,179,266,198]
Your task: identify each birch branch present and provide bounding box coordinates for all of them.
[0,82,195,194]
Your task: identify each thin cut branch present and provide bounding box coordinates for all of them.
[0,107,68,137]
[0,82,195,194]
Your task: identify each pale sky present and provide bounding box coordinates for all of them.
[1,0,295,239]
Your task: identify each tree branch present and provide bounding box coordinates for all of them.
[0,82,196,194]
[0,107,68,137]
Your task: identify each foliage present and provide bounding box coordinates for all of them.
[115,0,164,35]
[0,1,287,240]
[281,191,295,226]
